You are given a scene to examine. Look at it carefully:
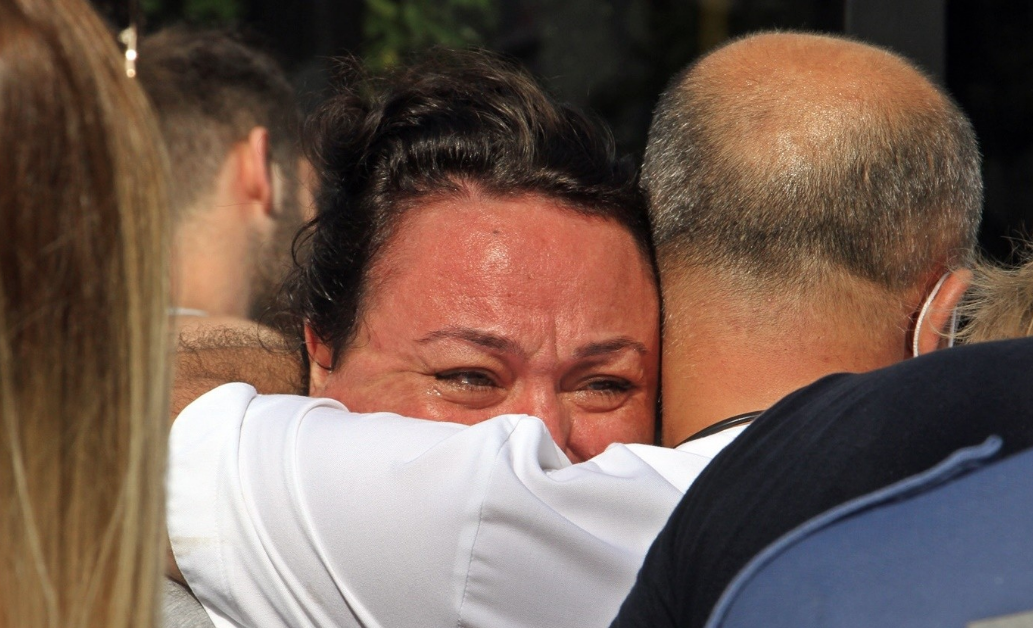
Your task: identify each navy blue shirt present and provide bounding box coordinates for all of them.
[611,337,1033,628]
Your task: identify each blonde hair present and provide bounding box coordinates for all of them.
[955,254,1033,345]
[0,0,170,626]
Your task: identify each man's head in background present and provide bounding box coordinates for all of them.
[644,31,983,445]
[137,27,304,321]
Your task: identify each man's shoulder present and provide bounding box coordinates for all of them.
[162,578,215,628]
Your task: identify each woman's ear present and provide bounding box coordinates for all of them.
[304,324,333,394]
[914,269,973,356]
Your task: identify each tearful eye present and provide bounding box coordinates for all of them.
[435,370,499,389]
[571,377,637,413]
[432,369,505,410]
[582,378,633,395]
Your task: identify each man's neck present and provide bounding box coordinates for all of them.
[172,212,253,319]
[659,275,911,446]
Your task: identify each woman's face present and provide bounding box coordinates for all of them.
[307,192,660,462]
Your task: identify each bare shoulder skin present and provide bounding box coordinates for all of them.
[169,316,303,585]
[171,316,303,420]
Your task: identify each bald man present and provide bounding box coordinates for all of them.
[607,32,984,628]
[647,31,981,446]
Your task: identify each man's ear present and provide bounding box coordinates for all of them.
[304,324,333,394]
[914,268,973,356]
[238,126,273,219]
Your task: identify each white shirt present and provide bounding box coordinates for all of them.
[168,383,745,628]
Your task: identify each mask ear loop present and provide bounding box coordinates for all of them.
[946,306,959,349]
[912,272,952,358]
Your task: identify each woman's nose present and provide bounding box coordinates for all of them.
[513,387,575,459]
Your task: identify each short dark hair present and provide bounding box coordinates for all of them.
[137,27,300,221]
[278,49,652,380]
[644,32,982,294]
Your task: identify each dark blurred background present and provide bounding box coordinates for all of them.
[92,0,1033,263]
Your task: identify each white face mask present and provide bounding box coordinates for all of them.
[912,272,958,358]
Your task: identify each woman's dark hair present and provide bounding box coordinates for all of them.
[278,49,653,385]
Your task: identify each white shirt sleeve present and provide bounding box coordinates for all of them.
[168,383,719,628]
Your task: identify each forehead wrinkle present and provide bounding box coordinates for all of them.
[417,325,528,358]
[572,337,649,360]
[360,193,657,359]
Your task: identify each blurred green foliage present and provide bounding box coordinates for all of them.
[364,0,497,68]
[141,0,242,25]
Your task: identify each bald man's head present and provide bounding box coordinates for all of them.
[644,31,981,298]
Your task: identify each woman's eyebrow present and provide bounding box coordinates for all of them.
[417,326,525,356]
[573,337,648,360]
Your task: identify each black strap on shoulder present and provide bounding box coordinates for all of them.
[677,411,762,447]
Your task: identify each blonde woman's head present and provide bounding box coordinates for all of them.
[956,252,1033,345]
[0,0,170,626]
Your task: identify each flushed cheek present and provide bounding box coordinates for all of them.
[355,384,502,425]
[568,407,656,459]
[400,393,492,424]
[320,369,431,416]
